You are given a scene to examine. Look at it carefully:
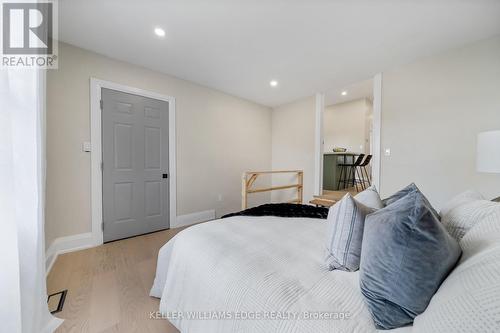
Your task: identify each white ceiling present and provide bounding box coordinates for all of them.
[59,0,500,107]
[325,79,373,107]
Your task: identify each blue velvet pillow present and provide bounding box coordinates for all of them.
[382,183,440,219]
[381,183,418,206]
[360,188,461,330]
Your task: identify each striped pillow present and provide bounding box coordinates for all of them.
[325,193,378,271]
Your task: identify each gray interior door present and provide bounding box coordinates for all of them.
[102,88,169,242]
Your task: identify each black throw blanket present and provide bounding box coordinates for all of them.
[221,203,328,220]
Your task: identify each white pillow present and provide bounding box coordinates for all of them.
[413,204,500,333]
[457,201,500,261]
[442,200,498,241]
[413,246,500,333]
[354,185,384,209]
[440,190,484,217]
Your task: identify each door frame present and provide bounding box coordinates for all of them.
[90,78,176,246]
[313,73,382,195]
[371,73,382,191]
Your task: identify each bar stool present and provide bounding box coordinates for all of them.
[359,154,372,189]
[337,154,365,191]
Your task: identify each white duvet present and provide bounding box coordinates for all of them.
[151,216,412,333]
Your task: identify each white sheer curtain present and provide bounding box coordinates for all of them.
[0,69,62,332]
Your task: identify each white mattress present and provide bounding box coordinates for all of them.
[151,216,412,333]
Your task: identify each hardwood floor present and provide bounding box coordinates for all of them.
[47,228,185,333]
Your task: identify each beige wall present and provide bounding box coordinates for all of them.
[46,42,272,247]
[271,96,316,203]
[47,36,500,247]
[323,98,372,154]
[380,36,500,209]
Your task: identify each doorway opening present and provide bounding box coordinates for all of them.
[314,74,382,199]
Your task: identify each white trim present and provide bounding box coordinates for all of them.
[372,73,383,191]
[90,78,177,246]
[314,92,325,196]
[44,208,214,274]
[45,233,94,274]
[173,210,216,228]
[38,69,50,269]
[39,68,65,332]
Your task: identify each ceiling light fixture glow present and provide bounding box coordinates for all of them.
[341,91,348,96]
[270,80,278,87]
[154,27,166,37]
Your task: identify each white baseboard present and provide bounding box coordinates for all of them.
[173,209,216,228]
[45,210,216,274]
[45,232,94,274]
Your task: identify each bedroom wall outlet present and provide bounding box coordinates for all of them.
[384,148,391,156]
[82,141,92,152]
[217,194,223,202]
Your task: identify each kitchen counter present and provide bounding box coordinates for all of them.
[323,151,359,155]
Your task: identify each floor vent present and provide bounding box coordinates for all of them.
[47,289,67,314]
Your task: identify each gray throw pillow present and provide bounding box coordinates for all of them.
[382,183,440,219]
[325,186,382,272]
[380,183,415,206]
[360,188,461,330]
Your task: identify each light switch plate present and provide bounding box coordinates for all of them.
[82,141,92,152]
[384,148,391,156]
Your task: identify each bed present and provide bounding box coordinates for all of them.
[151,173,500,333]
[150,215,411,333]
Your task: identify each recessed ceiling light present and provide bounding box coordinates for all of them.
[270,80,278,87]
[154,27,166,37]
[341,91,348,96]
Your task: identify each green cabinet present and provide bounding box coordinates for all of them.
[322,153,356,191]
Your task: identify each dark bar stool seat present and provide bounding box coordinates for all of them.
[337,154,365,191]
